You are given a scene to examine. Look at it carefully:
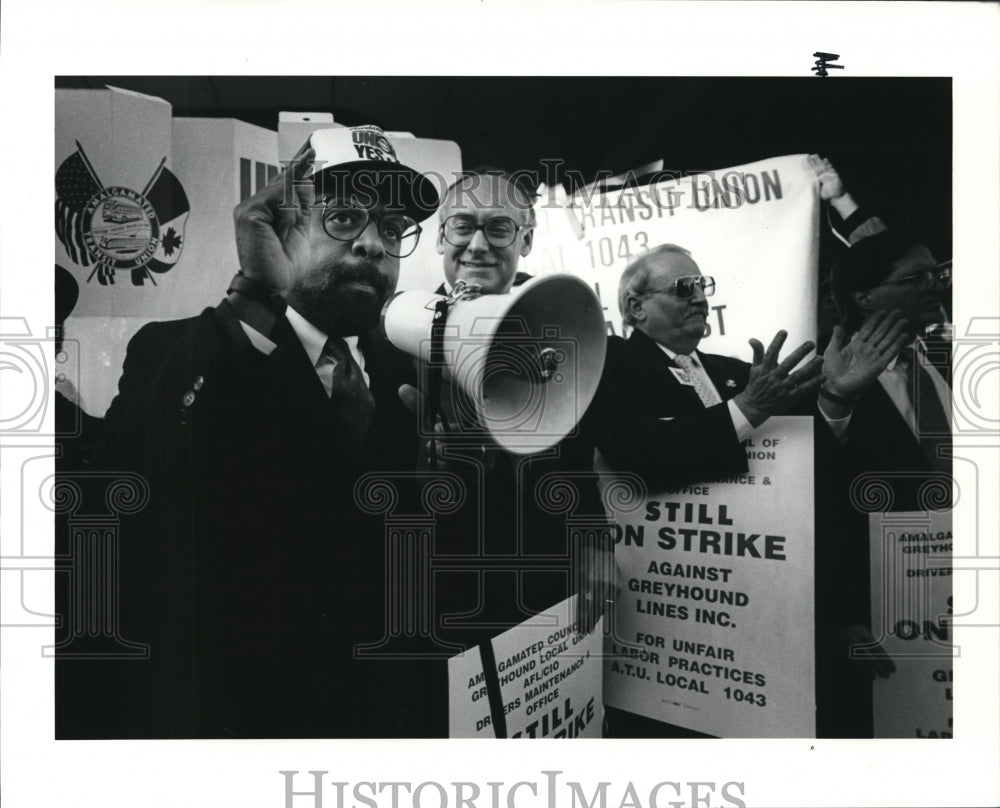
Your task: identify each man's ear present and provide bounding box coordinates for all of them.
[625,294,645,323]
[435,226,445,256]
[519,228,534,257]
[851,289,874,313]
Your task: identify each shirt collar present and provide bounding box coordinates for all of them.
[885,336,922,373]
[887,322,949,370]
[285,305,360,367]
[655,341,698,365]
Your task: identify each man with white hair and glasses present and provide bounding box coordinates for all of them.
[595,243,824,491]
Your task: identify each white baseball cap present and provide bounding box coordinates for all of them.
[307,125,439,222]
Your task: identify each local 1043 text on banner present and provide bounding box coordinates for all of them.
[869,509,954,738]
[521,154,820,352]
[449,596,603,738]
[599,416,816,737]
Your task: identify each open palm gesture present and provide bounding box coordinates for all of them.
[823,310,911,399]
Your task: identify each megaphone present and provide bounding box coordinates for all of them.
[382,273,607,455]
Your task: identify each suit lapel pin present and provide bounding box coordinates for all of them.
[725,379,736,388]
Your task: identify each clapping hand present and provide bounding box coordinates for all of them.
[823,310,910,402]
[734,331,825,427]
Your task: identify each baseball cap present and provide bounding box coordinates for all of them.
[307,125,439,223]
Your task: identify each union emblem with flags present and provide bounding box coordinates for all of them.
[55,142,190,286]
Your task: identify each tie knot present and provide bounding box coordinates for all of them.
[925,324,952,343]
[672,352,720,408]
[323,336,350,364]
[896,345,916,366]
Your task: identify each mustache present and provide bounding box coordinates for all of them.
[331,259,390,297]
[687,303,709,316]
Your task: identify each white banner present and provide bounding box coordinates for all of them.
[601,416,816,737]
[553,154,822,737]
[449,596,604,738]
[869,509,954,738]
[523,154,820,353]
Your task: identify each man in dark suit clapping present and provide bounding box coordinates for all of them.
[595,243,824,490]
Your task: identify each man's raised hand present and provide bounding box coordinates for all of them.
[734,330,825,426]
[233,142,317,291]
[823,310,910,402]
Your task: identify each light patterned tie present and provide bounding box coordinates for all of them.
[323,336,376,447]
[673,353,722,408]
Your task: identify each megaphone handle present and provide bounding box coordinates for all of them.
[422,298,454,470]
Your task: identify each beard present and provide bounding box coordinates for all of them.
[287,258,391,336]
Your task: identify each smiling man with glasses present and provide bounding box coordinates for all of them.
[412,168,616,701]
[435,169,536,295]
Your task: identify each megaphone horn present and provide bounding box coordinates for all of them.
[382,274,607,455]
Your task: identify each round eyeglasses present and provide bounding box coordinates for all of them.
[441,215,530,249]
[321,205,422,258]
[645,275,716,299]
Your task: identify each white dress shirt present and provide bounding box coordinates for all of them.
[819,337,951,444]
[239,305,369,396]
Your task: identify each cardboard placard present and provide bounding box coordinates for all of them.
[870,509,954,738]
[601,417,816,737]
[449,596,604,738]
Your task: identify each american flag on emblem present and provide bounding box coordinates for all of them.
[55,145,102,267]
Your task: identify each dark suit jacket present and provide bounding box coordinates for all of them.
[838,381,951,513]
[57,300,441,739]
[593,328,751,488]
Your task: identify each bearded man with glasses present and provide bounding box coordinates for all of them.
[76,126,444,739]
[594,243,824,492]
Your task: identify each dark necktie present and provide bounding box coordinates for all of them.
[922,327,953,387]
[323,336,375,448]
[898,346,951,473]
